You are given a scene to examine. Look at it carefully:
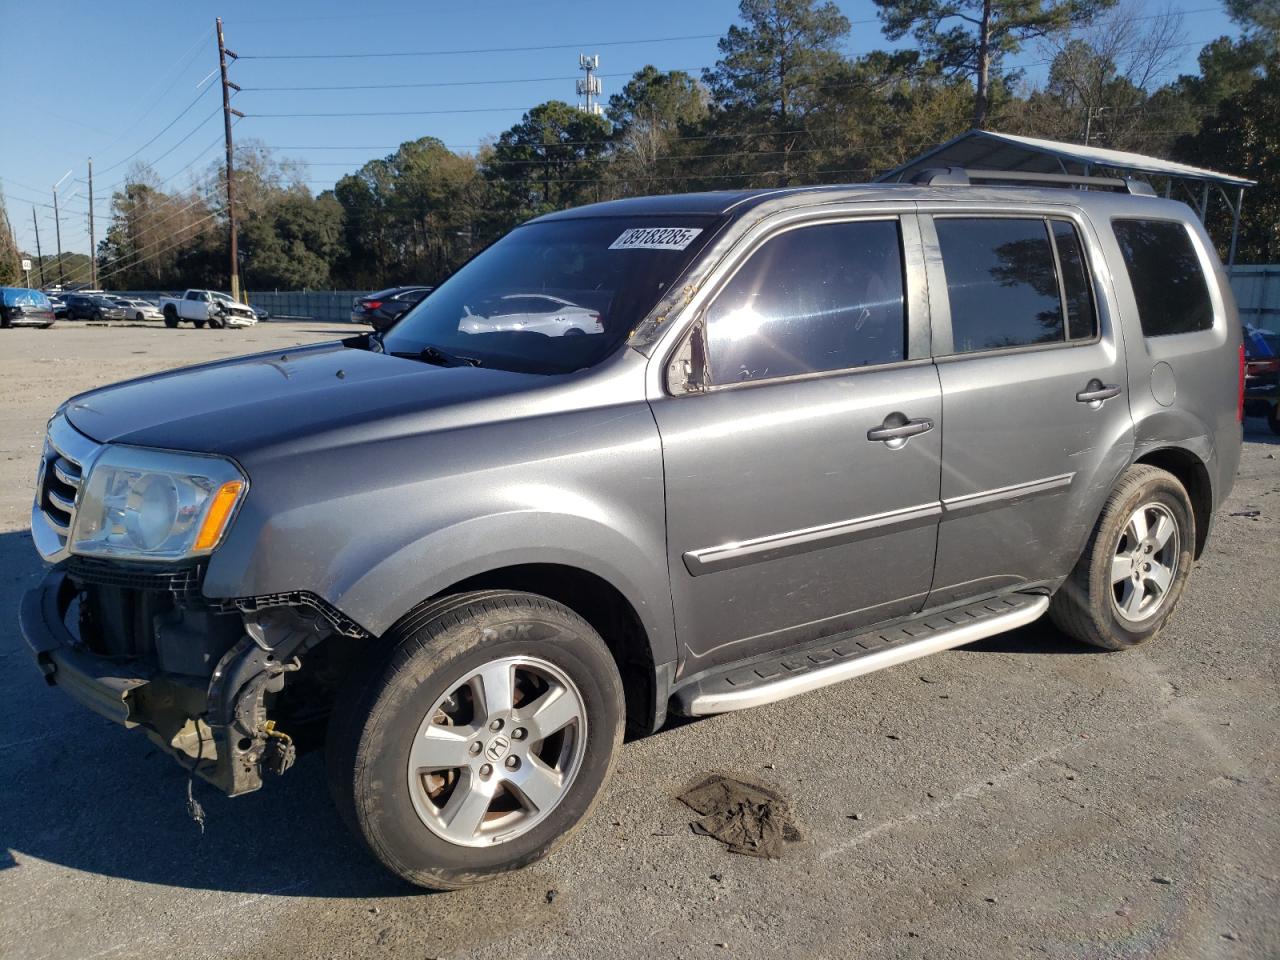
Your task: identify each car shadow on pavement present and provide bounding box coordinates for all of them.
[0,530,416,899]
[956,619,1103,655]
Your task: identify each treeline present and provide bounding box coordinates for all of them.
[33,0,1278,293]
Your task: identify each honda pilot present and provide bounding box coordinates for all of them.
[22,171,1243,889]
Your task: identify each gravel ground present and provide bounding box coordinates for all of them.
[1,321,1277,960]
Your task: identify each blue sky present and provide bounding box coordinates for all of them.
[2,0,1240,257]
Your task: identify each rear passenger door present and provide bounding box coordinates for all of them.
[651,213,943,676]
[921,210,1135,607]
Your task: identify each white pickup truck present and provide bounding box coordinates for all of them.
[158,290,259,329]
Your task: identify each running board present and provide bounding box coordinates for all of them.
[673,593,1049,716]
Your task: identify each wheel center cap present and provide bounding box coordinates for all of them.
[485,735,511,762]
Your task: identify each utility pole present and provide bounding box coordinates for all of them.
[87,158,97,288]
[52,192,64,286]
[216,17,244,302]
[52,170,71,287]
[32,207,45,286]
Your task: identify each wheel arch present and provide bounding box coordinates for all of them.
[1132,445,1213,558]
[435,563,662,737]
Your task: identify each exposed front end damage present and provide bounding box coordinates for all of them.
[20,560,367,796]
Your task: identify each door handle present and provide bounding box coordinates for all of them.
[867,417,934,443]
[1076,381,1122,404]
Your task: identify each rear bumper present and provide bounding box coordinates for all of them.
[20,567,274,796]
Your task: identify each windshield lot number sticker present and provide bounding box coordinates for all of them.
[609,227,703,251]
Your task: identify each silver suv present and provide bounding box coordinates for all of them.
[21,171,1243,889]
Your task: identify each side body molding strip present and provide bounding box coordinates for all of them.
[682,501,942,576]
[681,473,1075,577]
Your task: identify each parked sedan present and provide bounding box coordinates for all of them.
[63,293,126,321]
[113,297,164,322]
[46,294,69,319]
[0,287,56,328]
[351,285,433,331]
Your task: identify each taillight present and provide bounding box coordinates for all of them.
[364,300,382,311]
[1238,342,1246,423]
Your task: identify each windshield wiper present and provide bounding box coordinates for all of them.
[418,344,482,368]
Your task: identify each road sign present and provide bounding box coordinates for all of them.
[21,258,32,272]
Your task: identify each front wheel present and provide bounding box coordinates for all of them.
[1050,465,1195,650]
[193,318,206,329]
[327,591,624,890]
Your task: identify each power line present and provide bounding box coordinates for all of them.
[93,32,215,160]
[238,32,723,60]
[97,83,220,175]
[241,68,702,93]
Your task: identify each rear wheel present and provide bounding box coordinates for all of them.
[1050,465,1195,650]
[327,591,624,890]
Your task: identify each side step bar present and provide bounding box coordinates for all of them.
[673,593,1049,716]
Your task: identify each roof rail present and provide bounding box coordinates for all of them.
[910,166,1157,197]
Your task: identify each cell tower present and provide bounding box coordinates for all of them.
[577,54,602,116]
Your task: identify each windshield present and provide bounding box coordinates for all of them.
[383,215,720,374]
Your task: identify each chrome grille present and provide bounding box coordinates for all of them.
[32,414,100,561]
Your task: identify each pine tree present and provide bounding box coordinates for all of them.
[873,0,1116,128]
[0,191,22,286]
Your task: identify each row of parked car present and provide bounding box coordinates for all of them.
[0,287,260,330]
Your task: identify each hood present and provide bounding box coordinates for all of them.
[63,340,551,458]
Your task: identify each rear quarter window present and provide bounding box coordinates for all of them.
[1112,219,1214,337]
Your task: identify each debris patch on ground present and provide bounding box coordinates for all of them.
[679,773,802,858]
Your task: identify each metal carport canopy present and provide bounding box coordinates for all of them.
[878,129,1257,264]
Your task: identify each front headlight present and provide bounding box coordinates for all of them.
[71,446,247,561]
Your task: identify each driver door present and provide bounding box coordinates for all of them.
[650,214,943,678]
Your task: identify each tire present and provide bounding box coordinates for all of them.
[193,318,206,329]
[1268,404,1280,437]
[326,590,624,890]
[135,312,144,322]
[1049,465,1195,650]
[163,306,179,328]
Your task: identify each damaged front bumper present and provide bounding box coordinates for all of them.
[20,567,323,796]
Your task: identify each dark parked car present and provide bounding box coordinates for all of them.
[0,287,56,328]
[351,285,432,331]
[46,294,69,320]
[22,175,1243,891]
[63,293,126,321]
[1243,324,1280,433]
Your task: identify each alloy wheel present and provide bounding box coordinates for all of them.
[1110,501,1180,624]
[406,655,587,847]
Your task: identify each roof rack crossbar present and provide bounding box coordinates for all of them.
[911,166,1157,197]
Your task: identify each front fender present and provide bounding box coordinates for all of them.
[202,396,675,665]
[336,509,675,663]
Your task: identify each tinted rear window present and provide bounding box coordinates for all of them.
[936,218,1065,353]
[1112,219,1214,336]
